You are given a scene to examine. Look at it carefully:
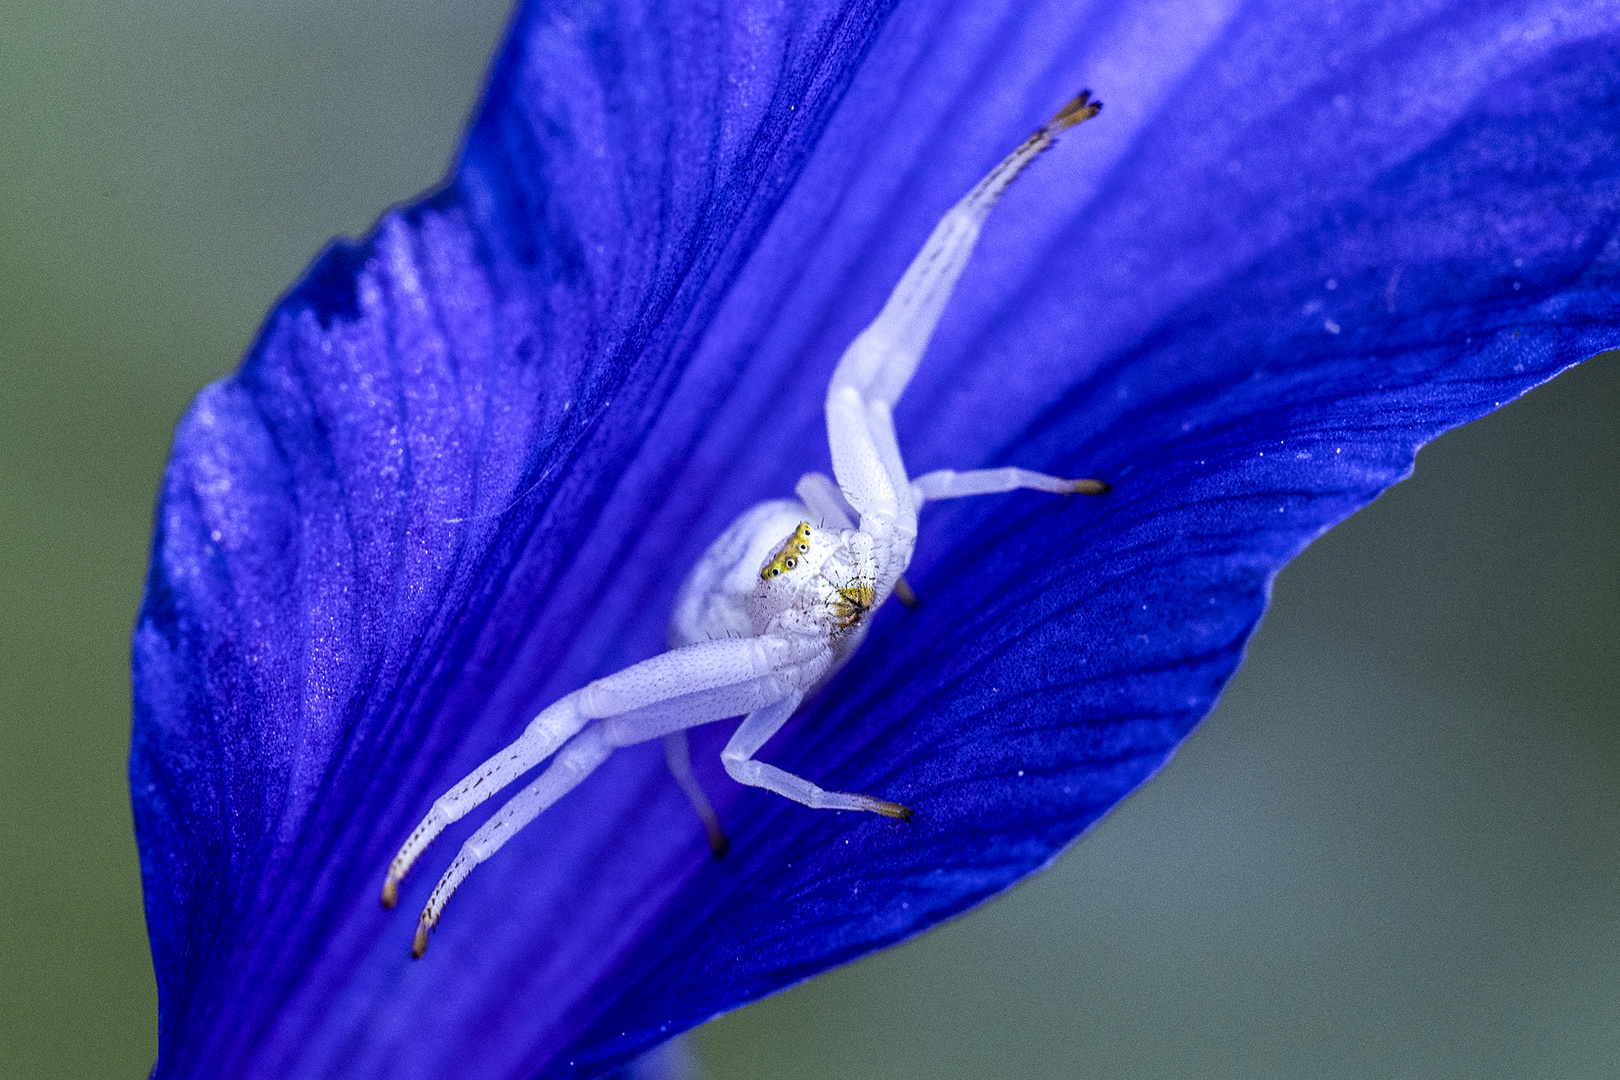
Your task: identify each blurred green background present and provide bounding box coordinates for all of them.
[1,3,1614,1078]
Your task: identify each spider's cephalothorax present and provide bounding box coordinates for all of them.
[383,90,1110,957]
[751,520,881,647]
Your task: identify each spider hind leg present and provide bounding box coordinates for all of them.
[721,693,913,821]
[664,731,728,858]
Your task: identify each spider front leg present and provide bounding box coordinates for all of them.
[794,472,856,530]
[722,692,912,820]
[384,635,818,954]
[382,691,595,910]
[911,467,1109,504]
[824,92,1103,530]
[408,671,804,956]
[410,722,614,957]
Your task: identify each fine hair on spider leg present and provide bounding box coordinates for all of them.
[384,91,1110,956]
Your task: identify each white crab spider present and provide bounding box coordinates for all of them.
[384,91,1107,957]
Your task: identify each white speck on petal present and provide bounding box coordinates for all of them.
[1324,318,1342,334]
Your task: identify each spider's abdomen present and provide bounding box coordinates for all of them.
[667,499,810,648]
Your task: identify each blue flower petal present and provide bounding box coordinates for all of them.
[132,1,1620,1078]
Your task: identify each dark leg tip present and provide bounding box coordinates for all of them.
[871,798,914,822]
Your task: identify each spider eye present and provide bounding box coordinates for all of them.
[796,543,808,553]
[768,568,780,577]
[784,557,797,569]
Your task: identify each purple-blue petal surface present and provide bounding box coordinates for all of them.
[132,1,1620,1077]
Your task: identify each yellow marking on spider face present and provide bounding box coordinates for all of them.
[830,583,877,632]
[760,522,814,580]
